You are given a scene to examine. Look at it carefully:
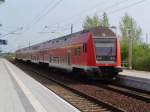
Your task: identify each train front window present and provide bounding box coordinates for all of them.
[94,38,116,63]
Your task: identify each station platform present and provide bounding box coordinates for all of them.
[0,58,80,112]
[120,69,150,79]
[118,69,150,91]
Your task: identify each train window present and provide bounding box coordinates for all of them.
[83,43,87,53]
[74,47,80,56]
[74,49,76,55]
[64,38,67,41]
[74,48,77,56]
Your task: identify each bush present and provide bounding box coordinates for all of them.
[133,44,150,71]
[121,40,150,71]
[0,53,15,61]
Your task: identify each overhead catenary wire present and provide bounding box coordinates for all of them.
[23,0,55,32]
[31,0,63,26]
[10,0,148,54]
[22,0,147,40]
[24,0,55,27]
[48,0,130,29]
[65,0,147,30]
[108,0,147,15]
[47,0,108,27]
[27,0,136,35]
[0,27,23,38]
[41,0,130,34]
[40,0,126,34]
[44,0,147,34]
[23,0,63,33]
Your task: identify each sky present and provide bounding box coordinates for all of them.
[0,0,149,52]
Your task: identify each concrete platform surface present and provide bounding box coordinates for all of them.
[120,69,150,79]
[118,69,150,91]
[0,58,80,112]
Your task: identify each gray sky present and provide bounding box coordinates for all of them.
[0,0,149,52]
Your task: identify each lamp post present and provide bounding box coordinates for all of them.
[127,29,132,69]
[0,27,23,53]
[0,33,1,53]
[110,26,117,37]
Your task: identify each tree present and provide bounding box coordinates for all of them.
[83,12,110,30]
[101,12,109,27]
[83,14,101,30]
[120,13,143,69]
[120,13,142,42]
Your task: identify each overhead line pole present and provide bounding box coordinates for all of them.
[71,24,73,34]
[61,0,146,30]
[0,0,4,54]
[146,33,148,44]
[128,29,132,70]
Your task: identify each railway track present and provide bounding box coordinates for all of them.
[96,83,150,103]
[13,61,150,112]
[13,61,123,112]
[29,71,110,112]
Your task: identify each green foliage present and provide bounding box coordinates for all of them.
[83,12,110,30]
[120,13,150,71]
[119,13,150,71]
[132,44,150,71]
[101,12,109,27]
[0,53,15,60]
[120,13,142,43]
[121,39,150,71]
[82,12,150,71]
[121,39,128,61]
[83,14,101,30]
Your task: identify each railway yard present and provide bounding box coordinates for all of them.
[0,58,149,112]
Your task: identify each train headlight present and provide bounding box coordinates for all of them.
[99,56,102,60]
[96,56,102,61]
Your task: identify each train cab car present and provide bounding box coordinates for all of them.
[15,27,122,79]
[70,27,122,79]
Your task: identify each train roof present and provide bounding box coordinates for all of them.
[16,26,116,52]
[49,26,116,41]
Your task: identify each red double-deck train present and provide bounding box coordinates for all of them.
[16,27,122,79]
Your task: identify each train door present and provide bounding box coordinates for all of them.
[66,49,71,65]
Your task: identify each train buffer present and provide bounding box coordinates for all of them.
[0,58,80,112]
